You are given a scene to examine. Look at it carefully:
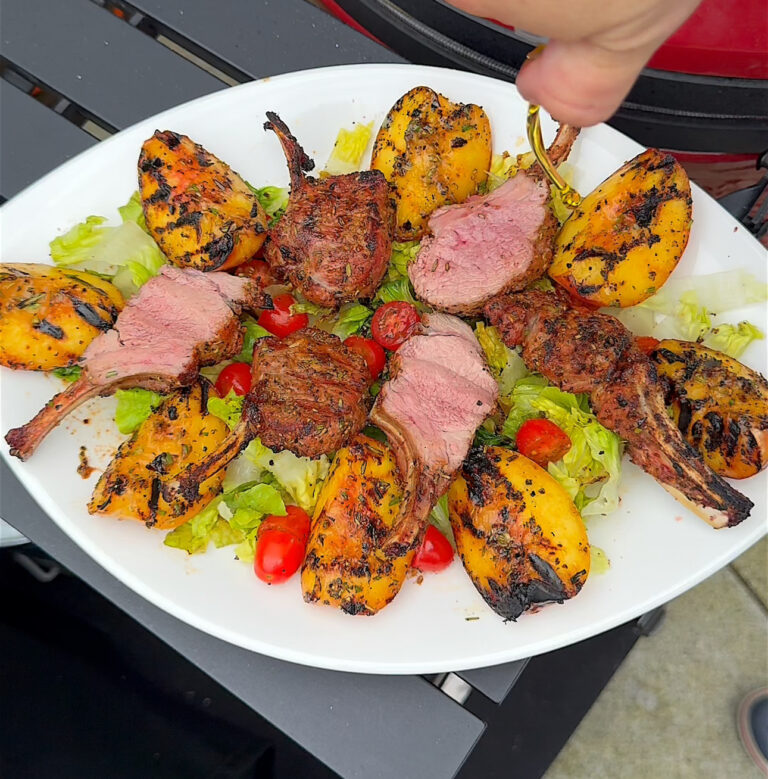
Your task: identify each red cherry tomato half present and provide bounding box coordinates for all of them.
[635,336,661,356]
[371,302,421,351]
[516,418,572,467]
[254,529,306,584]
[274,505,312,543]
[215,362,252,397]
[412,525,454,573]
[253,506,312,585]
[344,335,387,379]
[235,258,274,287]
[257,293,308,338]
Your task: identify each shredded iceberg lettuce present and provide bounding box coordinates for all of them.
[331,302,372,339]
[428,494,455,548]
[164,481,286,556]
[50,191,166,298]
[703,321,764,358]
[114,388,165,434]
[605,270,767,359]
[475,323,529,398]
[237,319,271,363]
[248,184,289,221]
[641,270,768,316]
[52,365,83,383]
[373,278,422,307]
[487,150,535,191]
[388,241,421,281]
[244,439,330,513]
[289,298,372,338]
[675,291,712,341]
[503,377,623,516]
[116,190,147,231]
[207,391,244,430]
[323,122,374,176]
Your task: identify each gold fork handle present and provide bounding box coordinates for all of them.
[526,104,582,208]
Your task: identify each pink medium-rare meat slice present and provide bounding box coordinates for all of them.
[409,125,579,315]
[370,314,498,557]
[263,112,395,308]
[5,267,268,461]
[485,290,753,528]
[410,174,554,314]
[84,268,249,383]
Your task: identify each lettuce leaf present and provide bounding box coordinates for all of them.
[703,321,764,358]
[503,377,623,516]
[290,298,371,339]
[331,302,372,339]
[428,494,455,548]
[114,388,164,434]
[117,190,147,231]
[676,292,712,341]
[244,439,330,512]
[323,122,373,176]
[249,184,289,221]
[487,150,535,191]
[607,272,767,359]
[474,322,530,398]
[373,278,422,307]
[388,241,421,281]
[475,323,508,375]
[163,498,225,554]
[52,365,83,383]
[221,483,287,531]
[164,481,286,556]
[590,545,611,574]
[50,192,166,298]
[291,298,330,317]
[237,319,271,363]
[641,270,768,316]
[207,391,244,430]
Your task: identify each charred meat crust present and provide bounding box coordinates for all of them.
[163,328,372,501]
[263,112,395,308]
[485,290,754,528]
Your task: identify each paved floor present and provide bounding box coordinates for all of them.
[545,536,768,779]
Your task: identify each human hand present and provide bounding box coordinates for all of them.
[446,0,703,126]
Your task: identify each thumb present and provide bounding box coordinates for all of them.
[515,38,652,127]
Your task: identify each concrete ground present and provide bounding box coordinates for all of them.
[545,537,768,779]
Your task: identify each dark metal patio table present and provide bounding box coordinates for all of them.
[0,2,654,777]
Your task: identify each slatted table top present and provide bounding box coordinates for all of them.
[0,3,531,777]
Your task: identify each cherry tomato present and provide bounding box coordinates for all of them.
[254,506,311,585]
[516,418,572,467]
[344,335,386,379]
[257,293,308,338]
[274,505,312,542]
[635,336,661,356]
[215,362,252,397]
[412,525,454,573]
[371,302,421,351]
[235,258,274,287]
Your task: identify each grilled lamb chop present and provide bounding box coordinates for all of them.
[485,290,753,528]
[409,125,579,315]
[370,313,498,557]
[5,267,269,461]
[164,328,371,503]
[263,112,395,308]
